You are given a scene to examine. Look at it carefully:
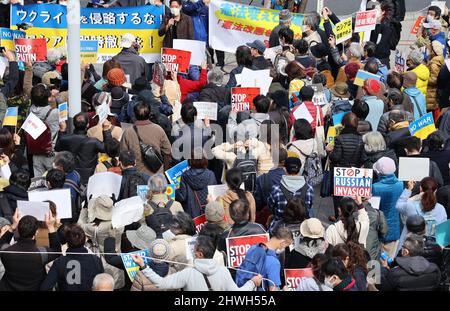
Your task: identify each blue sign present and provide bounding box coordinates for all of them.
[436,220,450,247]
[80,40,98,53]
[120,249,150,282]
[165,160,189,189]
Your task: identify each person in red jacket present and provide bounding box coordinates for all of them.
[289,85,323,134]
[176,62,207,103]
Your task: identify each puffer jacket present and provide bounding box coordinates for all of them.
[372,174,404,242]
[409,64,430,97]
[329,127,364,168]
[357,120,372,136]
[176,168,217,218]
[426,55,445,111]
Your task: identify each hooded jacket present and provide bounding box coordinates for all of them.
[141,258,256,291]
[285,239,328,269]
[3,183,28,213]
[404,87,427,120]
[409,64,430,97]
[112,47,148,85]
[176,168,217,218]
[381,256,441,291]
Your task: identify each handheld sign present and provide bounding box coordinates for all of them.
[284,268,314,290]
[185,236,197,261]
[398,157,430,181]
[226,233,270,268]
[333,17,353,45]
[173,39,206,66]
[58,102,68,122]
[80,40,98,63]
[292,103,314,123]
[0,28,26,51]
[136,184,175,201]
[193,214,207,234]
[14,38,47,62]
[28,188,72,219]
[431,1,446,13]
[207,184,228,201]
[231,87,260,112]
[121,249,150,282]
[2,106,18,127]
[326,126,337,145]
[354,10,377,33]
[436,220,450,248]
[354,70,382,87]
[87,172,123,200]
[165,160,189,189]
[411,16,426,35]
[161,47,191,74]
[409,112,436,140]
[333,167,373,197]
[17,201,49,221]
[21,112,47,140]
[310,84,328,106]
[394,49,407,73]
[111,196,144,229]
[193,102,218,121]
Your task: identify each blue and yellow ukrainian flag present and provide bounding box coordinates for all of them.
[2,107,18,127]
[354,70,382,87]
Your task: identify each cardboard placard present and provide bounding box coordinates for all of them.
[173,39,206,66]
[226,233,270,268]
[58,102,68,122]
[398,157,430,181]
[185,236,197,261]
[284,268,314,290]
[310,83,328,106]
[409,112,436,140]
[136,184,175,201]
[394,49,407,74]
[193,214,207,234]
[293,103,314,123]
[354,10,377,33]
[239,68,272,95]
[333,17,353,45]
[334,167,373,197]
[87,172,123,200]
[21,112,47,140]
[111,196,144,229]
[193,102,218,121]
[14,38,47,62]
[231,87,260,112]
[208,184,229,201]
[161,47,191,74]
[28,188,72,219]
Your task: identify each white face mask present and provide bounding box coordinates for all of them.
[162,229,176,241]
[324,276,335,289]
[170,7,180,16]
[426,14,435,22]
[190,0,199,2]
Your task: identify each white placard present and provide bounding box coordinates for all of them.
[17,201,50,221]
[87,172,123,200]
[293,103,314,123]
[173,39,206,66]
[368,196,381,210]
[193,102,218,121]
[240,67,272,96]
[208,184,229,201]
[28,188,72,219]
[21,112,47,140]
[111,196,144,229]
[0,57,8,79]
[398,157,430,181]
[185,236,197,261]
[96,102,110,125]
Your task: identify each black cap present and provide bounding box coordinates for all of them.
[406,215,426,234]
[285,157,302,174]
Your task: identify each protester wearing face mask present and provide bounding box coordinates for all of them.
[158,0,194,48]
[322,257,357,291]
[302,15,322,46]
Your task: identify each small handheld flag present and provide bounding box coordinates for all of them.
[2,107,18,127]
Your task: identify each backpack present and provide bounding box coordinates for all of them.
[389,20,402,51]
[233,153,257,193]
[416,204,438,238]
[122,172,148,199]
[280,182,308,205]
[145,201,175,237]
[331,99,352,116]
[235,243,269,290]
[25,107,54,155]
[288,142,324,187]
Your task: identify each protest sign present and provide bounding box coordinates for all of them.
[310,84,328,106]
[87,172,122,199]
[368,196,381,210]
[136,184,175,201]
[398,157,430,181]
[28,188,72,219]
[194,214,207,234]
[264,45,282,64]
[121,249,150,282]
[0,57,7,78]
[333,167,373,197]
[165,184,175,200]
[354,70,382,87]
[96,102,110,124]
[293,103,313,123]
[209,0,304,54]
[193,102,218,121]
[111,196,144,229]
[58,102,68,122]
[208,184,228,201]
[326,126,337,145]
[239,68,272,95]
[394,49,407,73]
[333,17,353,45]
[173,39,206,66]
[185,236,197,261]
[354,10,377,33]
[332,112,347,127]
[80,40,98,63]
[2,107,18,127]
[161,48,191,74]
[165,160,189,189]
[11,4,165,63]
[17,201,49,221]
[226,233,269,268]
[21,112,47,140]
[0,164,11,180]
[284,268,314,290]
[0,28,25,51]
[14,38,47,62]
[231,87,260,112]
[409,112,436,140]
[410,16,426,35]
[436,220,450,247]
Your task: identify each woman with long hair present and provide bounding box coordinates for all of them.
[296,253,332,291]
[272,197,308,240]
[0,127,27,173]
[332,242,368,291]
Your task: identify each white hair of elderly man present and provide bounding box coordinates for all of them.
[92,273,115,291]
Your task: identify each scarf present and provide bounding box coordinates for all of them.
[333,275,356,291]
[390,120,409,131]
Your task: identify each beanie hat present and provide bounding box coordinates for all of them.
[408,49,424,65]
[373,157,396,175]
[363,78,382,95]
[285,157,302,174]
[205,201,225,223]
[344,62,360,80]
[107,68,126,86]
[149,238,171,261]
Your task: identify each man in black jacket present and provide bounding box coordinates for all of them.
[198,69,228,111]
[55,112,113,184]
[0,210,61,291]
[246,40,270,70]
[2,169,30,216]
[380,233,441,291]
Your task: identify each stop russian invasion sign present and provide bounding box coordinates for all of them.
[334,167,373,197]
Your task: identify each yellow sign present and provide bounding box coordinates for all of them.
[333,17,353,44]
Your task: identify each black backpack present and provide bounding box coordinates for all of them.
[122,172,148,199]
[145,201,175,237]
[279,183,308,205]
[389,20,402,51]
[233,153,257,193]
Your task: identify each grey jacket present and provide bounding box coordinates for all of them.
[112,47,148,85]
[228,112,270,141]
[141,258,256,291]
[365,203,388,261]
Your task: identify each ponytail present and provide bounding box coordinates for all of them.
[339,197,359,244]
[420,177,438,212]
[226,167,249,205]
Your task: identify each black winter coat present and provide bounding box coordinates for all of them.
[385,127,411,158]
[362,148,398,169]
[329,128,364,168]
[3,184,28,213]
[198,83,228,110]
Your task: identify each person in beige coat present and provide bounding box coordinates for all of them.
[426,41,445,112]
[144,173,184,217]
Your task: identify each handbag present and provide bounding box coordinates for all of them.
[320,158,333,198]
[133,125,164,173]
